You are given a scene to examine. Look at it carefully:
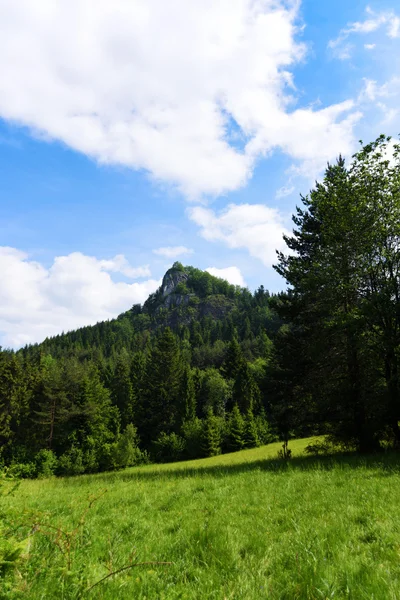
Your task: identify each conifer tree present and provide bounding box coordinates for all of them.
[222,332,243,380]
[111,349,134,428]
[233,359,256,413]
[139,328,182,446]
[180,366,196,422]
[243,408,259,449]
[226,404,244,452]
[0,351,28,452]
[201,410,221,457]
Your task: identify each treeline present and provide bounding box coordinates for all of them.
[0,276,279,477]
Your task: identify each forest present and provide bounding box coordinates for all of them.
[1,135,400,477]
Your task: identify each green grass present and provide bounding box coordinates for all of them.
[3,437,400,599]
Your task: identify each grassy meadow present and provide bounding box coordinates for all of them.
[3,437,400,599]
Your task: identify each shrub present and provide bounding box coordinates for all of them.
[111,424,149,469]
[0,472,28,595]
[255,411,276,445]
[7,462,36,479]
[152,432,185,463]
[35,449,58,478]
[58,446,85,476]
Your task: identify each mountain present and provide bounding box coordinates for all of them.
[28,262,281,361]
[0,263,281,476]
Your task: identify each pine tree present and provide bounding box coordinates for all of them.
[226,404,244,452]
[222,333,243,380]
[201,410,221,457]
[180,366,196,422]
[111,349,134,428]
[32,355,69,451]
[233,359,256,413]
[243,408,259,449]
[139,328,182,446]
[0,351,28,452]
[274,142,400,450]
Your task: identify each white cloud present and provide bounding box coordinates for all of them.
[153,246,193,259]
[205,266,246,287]
[189,203,290,267]
[0,248,159,348]
[0,0,361,198]
[388,15,400,38]
[276,184,295,198]
[98,255,151,278]
[329,6,400,59]
[358,77,400,125]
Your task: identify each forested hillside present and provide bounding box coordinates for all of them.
[1,135,400,477]
[0,262,282,476]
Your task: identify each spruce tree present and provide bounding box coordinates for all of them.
[139,328,182,446]
[111,350,134,428]
[226,404,244,452]
[243,408,259,449]
[180,365,196,423]
[233,359,256,413]
[222,333,243,380]
[201,410,221,457]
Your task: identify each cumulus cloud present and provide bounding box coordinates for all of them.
[205,266,246,287]
[358,77,400,126]
[189,203,290,267]
[153,246,193,259]
[0,0,361,197]
[329,6,400,58]
[0,247,159,348]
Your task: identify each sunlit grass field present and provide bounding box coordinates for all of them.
[3,437,400,599]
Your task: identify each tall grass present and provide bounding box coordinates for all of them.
[2,438,400,599]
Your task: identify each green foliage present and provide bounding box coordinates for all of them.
[35,449,58,478]
[107,423,148,470]
[274,136,400,450]
[226,404,244,452]
[180,418,203,459]
[243,408,259,449]
[139,328,182,446]
[0,472,27,596]
[201,411,222,457]
[58,445,85,476]
[180,366,196,422]
[152,432,186,463]
[200,368,232,417]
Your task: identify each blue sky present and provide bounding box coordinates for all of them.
[0,0,399,347]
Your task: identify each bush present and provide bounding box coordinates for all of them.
[0,472,28,594]
[7,462,36,479]
[152,432,186,463]
[111,424,149,469]
[58,446,85,476]
[181,418,203,459]
[35,449,58,478]
[255,411,277,445]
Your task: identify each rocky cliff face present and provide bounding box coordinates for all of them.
[161,270,189,297]
[144,264,236,327]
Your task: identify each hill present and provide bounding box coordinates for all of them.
[3,438,400,599]
[31,261,281,358]
[0,263,284,476]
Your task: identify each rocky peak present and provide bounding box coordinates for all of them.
[161,264,189,297]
